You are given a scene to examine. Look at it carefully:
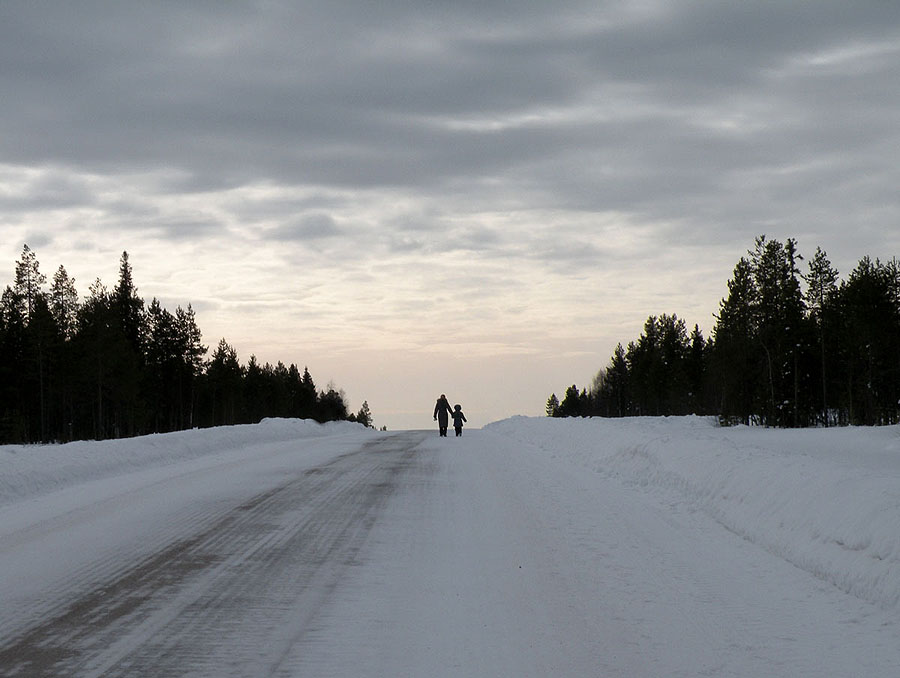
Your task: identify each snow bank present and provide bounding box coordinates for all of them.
[485,416,900,610]
[0,418,374,507]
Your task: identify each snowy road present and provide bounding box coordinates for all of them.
[2,424,900,676]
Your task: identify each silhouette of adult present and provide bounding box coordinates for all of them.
[433,394,452,437]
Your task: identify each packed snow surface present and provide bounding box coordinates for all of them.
[1,416,899,676]
[0,418,357,507]
[486,415,900,612]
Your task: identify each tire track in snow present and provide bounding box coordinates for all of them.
[0,431,426,678]
[0,438,321,642]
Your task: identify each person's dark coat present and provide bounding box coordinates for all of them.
[451,406,466,430]
[434,395,452,428]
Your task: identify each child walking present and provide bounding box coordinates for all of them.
[451,404,467,437]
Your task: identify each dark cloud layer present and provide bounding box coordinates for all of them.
[4,2,897,203]
[3,2,898,250]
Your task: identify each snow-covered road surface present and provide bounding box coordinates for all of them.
[2,419,900,676]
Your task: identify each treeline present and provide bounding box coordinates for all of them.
[0,245,373,443]
[547,236,900,427]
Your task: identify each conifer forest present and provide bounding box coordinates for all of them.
[0,246,372,444]
[548,236,900,428]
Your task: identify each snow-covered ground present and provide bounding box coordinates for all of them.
[486,415,900,612]
[0,418,365,508]
[1,416,899,676]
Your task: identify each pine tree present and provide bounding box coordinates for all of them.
[49,265,80,341]
[317,383,348,422]
[113,251,145,353]
[25,293,61,441]
[14,244,47,324]
[749,236,807,425]
[558,385,583,417]
[356,400,373,428]
[657,314,691,415]
[805,248,839,425]
[174,304,206,428]
[686,324,707,415]
[627,318,661,416]
[146,298,183,431]
[106,253,146,436]
[606,343,630,416]
[206,338,243,425]
[299,367,317,418]
[0,286,28,440]
[75,278,114,439]
[276,362,296,418]
[243,355,270,424]
[545,393,560,417]
[286,363,303,417]
[9,245,59,441]
[712,257,758,424]
[836,257,900,424]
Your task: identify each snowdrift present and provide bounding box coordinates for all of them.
[485,416,900,610]
[0,418,374,508]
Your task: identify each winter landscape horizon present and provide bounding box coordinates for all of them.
[3,3,900,671]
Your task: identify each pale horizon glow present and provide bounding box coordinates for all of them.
[1,2,899,429]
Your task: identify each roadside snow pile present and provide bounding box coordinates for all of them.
[0,418,374,507]
[485,415,900,610]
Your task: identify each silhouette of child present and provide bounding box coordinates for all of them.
[451,404,467,437]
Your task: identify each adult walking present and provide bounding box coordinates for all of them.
[433,394,453,437]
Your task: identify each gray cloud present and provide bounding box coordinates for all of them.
[0,168,97,211]
[268,213,343,242]
[2,1,897,233]
[152,216,225,241]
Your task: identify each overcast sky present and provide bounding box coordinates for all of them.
[2,1,899,429]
